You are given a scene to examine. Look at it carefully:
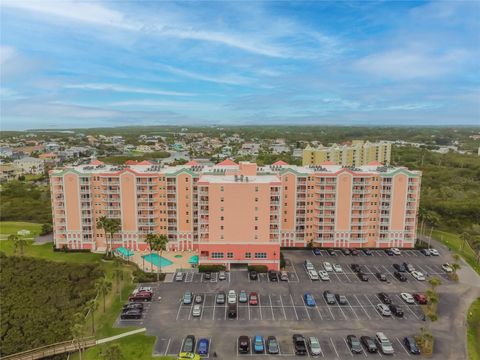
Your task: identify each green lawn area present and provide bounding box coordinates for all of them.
[431,229,480,274]
[0,221,42,240]
[468,298,480,360]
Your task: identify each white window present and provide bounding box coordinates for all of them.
[245,252,251,259]
[211,252,224,259]
[254,252,267,259]
[227,252,233,259]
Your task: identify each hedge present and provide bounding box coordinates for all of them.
[247,265,268,273]
[198,264,226,272]
[132,268,165,283]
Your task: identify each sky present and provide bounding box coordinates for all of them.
[1,0,479,130]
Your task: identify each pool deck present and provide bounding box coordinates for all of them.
[130,250,198,273]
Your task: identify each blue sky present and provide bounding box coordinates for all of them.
[1,0,479,130]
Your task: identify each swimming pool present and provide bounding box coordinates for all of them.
[142,253,174,267]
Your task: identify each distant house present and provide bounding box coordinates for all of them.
[238,142,260,156]
[0,147,13,158]
[13,156,45,175]
[0,163,21,182]
[45,142,60,152]
[136,145,154,153]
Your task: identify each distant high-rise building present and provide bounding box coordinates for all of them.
[50,159,420,270]
[303,140,391,167]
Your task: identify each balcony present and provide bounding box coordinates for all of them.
[352,206,367,210]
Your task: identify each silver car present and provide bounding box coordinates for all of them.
[377,303,392,316]
[308,336,322,356]
[192,304,202,317]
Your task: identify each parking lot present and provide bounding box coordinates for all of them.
[116,247,460,359]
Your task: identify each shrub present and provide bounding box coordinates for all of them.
[198,264,226,272]
[40,223,52,235]
[247,265,268,273]
[132,268,165,283]
[280,252,286,269]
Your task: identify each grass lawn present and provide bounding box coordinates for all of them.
[468,298,480,360]
[431,229,480,274]
[0,221,42,240]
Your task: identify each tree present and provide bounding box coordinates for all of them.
[428,277,442,292]
[95,277,112,313]
[71,313,85,360]
[146,233,169,281]
[97,217,122,257]
[96,216,109,254]
[85,299,99,335]
[460,232,471,252]
[8,234,27,256]
[113,268,124,300]
[40,223,53,235]
[100,344,124,360]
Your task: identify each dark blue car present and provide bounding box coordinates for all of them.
[197,338,209,355]
[303,293,316,307]
[313,248,321,255]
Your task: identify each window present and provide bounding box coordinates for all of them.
[245,252,251,259]
[255,186,258,192]
[220,226,224,230]
[254,226,258,230]
[254,252,267,259]
[211,252,224,259]
[221,186,224,192]
[221,216,224,221]
[227,252,233,259]
[221,197,224,202]
[255,197,258,202]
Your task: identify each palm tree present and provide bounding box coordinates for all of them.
[451,254,461,276]
[428,277,442,292]
[113,268,124,300]
[85,299,99,335]
[95,277,112,313]
[418,207,427,237]
[460,232,471,253]
[71,312,85,360]
[146,233,169,281]
[97,217,122,257]
[100,343,124,360]
[8,234,28,256]
[96,216,109,253]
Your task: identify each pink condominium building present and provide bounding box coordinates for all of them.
[50,159,421,270]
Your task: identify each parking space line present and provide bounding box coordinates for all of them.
[279,295,287,320]
[321,295,335,320]
[346,298,359,320]
[175,302,182,321]
[290,294,299,320]
[258,295,263,320]
[364,294,383,319]
[336,302,348,320]
[396,337,411,356]
[248,299,251,321]
[164,338,171,356]
[395,295,420,320]
[212,296,216,320]
[269,294,275,320]
[330,337,340,359]
[354,294,371,320]
[316,304,323,320]
[301,295,312,320]
[343,338,353,357]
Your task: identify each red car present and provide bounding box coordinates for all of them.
[129,291,152,302]
[413,293,428,304]
[249,292,258,306]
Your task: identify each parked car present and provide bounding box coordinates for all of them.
[308,269,320,281]
[197,338,209,356]
[266,336,279,354]
[385,248,394,256]
[361,336,378,353]
[293,334,307,355]
[421,249,431,256]
[391,248,401,255]
[351,249,360,256]
[304,293,316,307]
[404,336,421,354]
[389,304,404,317]
[393,263,407,272]
[123,302,144,311]
[401,292,415,304]
[346,335,362,354]
[132,286,152,295]
[323,262,333,272]
[376,272,387,281]
[413,293,428,304]
[219,271,227,280]
[308,336,322,356]
[228,303,237,319]
[228,290,237,304]
[333,264,343,273]
[183,291,193,305]
[351,263,361,272]
[318,270,330,281]
[304,260,315,271]
[327,248,337,256]
[175,272,185,281]
[182,335,196,353]
[129,291,152,302]
[239,290,248,303]
[280,271,289,281]
[313,248,321,256]
[253,335,264,353]
[249,270,258,280]
[249,292,258,306]
[394,271,407,282]
[336,294,348,305]
[411,271,426,281]
[429,248,439,256]
[404,262,415,273]
[378,292,392,304]
[238,336,250,354]
[192,304,202,317]
[363,249,373,256]
[120,309,142,319]
[323,290,336,305]
[377,303,392,316]
[442,263,453,273]
[268,270,278,282]
[357,272,369,281]
[375,332,394,355]
[204,272,211,280]
[216,291,226,304]
[341,248,351,256]
[194,294,203,304]
[177,352,200,360]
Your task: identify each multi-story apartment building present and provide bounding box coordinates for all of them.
[50,159,420,270]
[303,140,392,167]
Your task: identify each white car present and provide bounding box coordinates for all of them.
[442,263,453,273]
[308,336,322,356]
[333,264,343,273]
[411,271,426,281]
[308,269,320,281]
[323,262,333,272]
[192,304,202,317]
[377,303,392,316]
[132,286,153,295]
[219,271,227,280]
[376,332,394,355]
[400,292,415,304]
[227,290,236,304]
[305,261,315,272]
[391,248,401,255]
[429,248,440,256]
[175,272,184,281]
[318,270,330,281]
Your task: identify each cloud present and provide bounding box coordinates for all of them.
[64,83,195,96]
[157,64,253,86]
